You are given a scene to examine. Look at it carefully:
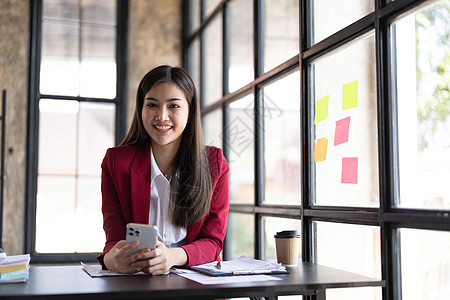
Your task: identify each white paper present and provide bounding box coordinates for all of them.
[0,254,31,268]
[172,268,283,285]
[80,262,146,277]
[190,256,286,275]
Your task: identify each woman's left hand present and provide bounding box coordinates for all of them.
[130,240,188,275]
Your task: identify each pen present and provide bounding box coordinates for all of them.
[232,269,272,275]
[216,261,221,269]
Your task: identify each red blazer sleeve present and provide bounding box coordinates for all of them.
[97,146,137,268]
[181,147,230,267]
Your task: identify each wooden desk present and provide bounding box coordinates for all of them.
[0,262,384,299]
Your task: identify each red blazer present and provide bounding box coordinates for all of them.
[97,144,230,268]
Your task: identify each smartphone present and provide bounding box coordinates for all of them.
[126,223,158,256]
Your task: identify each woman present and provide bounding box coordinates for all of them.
[98,65,229,275]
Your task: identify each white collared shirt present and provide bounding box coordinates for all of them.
[149,148,187,247]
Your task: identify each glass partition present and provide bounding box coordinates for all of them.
[400,228,450,300]
[227,213,255,259]
[264,0,299,72]
[203,109,223,148]
[228,95,255,204]
[312,0,373,44]
[315,221,382,300]
[229,0,253,92]
[394,0,450,210]
[263,72,301,205]
[203,14,222,106]
[313,33,378,207]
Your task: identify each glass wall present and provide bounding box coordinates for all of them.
[228,94,255,204]
[313,34,379,207]
[263,72,301,205]
[394,0,450,210]
[393,2,450,299]
[184,0,450,299]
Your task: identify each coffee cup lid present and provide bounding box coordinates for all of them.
[274,230,300,238]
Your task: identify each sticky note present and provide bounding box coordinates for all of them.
[341,157,358,184]
[334,116,351,146]
[342,81,358,110]
[314,95,329,124]
[314,137,328,162]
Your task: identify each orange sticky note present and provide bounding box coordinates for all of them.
[314,137,328,162]
[341,157,358,184]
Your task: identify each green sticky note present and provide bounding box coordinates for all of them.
[342,81,358,110]
[314,95,329,124]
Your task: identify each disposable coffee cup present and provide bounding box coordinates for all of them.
[274,230,300,266]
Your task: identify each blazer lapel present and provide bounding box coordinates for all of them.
[130,144,151,224]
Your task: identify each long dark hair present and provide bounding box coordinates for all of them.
[121,65,212,227]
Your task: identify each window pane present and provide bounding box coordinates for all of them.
[203,109,223,148]
[76,176,105,252]
[43,0,79,20]
[37,0,117,255]
[38,99,78,175]
[312,0,374,44]
[204,14,223,106]
[40,21,80,96]
[80,25,116,98]
[229,0,253,92]
[264,72,301,205]
[263,217,301,263]
[394,0,450,210]
[81,0,116,25]
[315,221,382,300]
[264,0,299,72]
[188,37,201,92]
[36,175,76,253]
[326,287,382,300]
[189,0,200,34]
[228,95,254,204]
[41,0,117,98]
[313,34,378,207]
[205,0,221,18]
[35,175,105,253]
[400,228,450,300]
[37,100,115,253]
[78,102,115,175]
[228,213,254,259]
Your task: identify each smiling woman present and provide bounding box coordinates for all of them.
[141,82,189,166]
[98,65,230,275]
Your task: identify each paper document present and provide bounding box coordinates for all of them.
[190,256,288,276]
[80,262,146,277]
[172,268,283,285]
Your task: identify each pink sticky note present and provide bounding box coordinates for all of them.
[341,157,358,184]
[334,116,351,146]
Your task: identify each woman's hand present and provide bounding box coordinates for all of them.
[130,240,188,275]
[103,240,144,274]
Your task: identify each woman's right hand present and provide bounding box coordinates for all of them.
[103,240,144,274]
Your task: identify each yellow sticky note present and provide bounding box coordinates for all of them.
[314,95,329,124]
[342,81,358,110]
[314,137,328,162]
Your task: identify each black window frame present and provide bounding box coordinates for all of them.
[183,0,450,299]
[26,0,129,263]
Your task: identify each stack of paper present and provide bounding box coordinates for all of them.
[190,256,288,276]
[0,254,31,283]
